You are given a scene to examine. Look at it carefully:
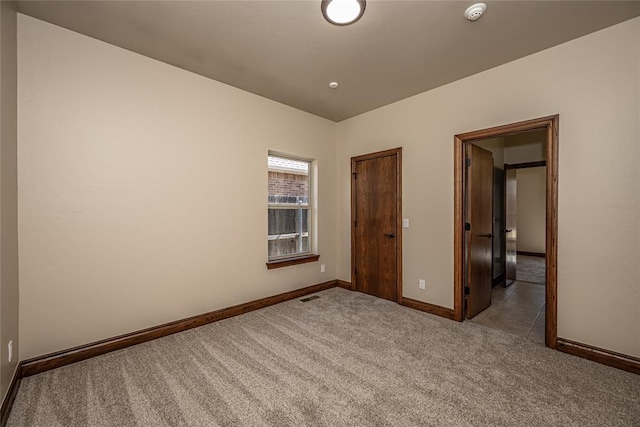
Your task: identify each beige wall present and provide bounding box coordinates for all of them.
[337,18,640,357]
[18,15,337,359]
[516,167,546,253]
[504,130,546,164]
[0,1,19,400]
[14,14,640,363]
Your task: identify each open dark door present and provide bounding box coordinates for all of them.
[505,168,517,285]
[352,149,401,302]
[465,144,493,318]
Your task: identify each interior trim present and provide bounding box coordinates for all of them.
[0,365,23,427]
[4,279,637,425]
[453,115,559,350]
[20,279,338,378]
[401,297,455,320]
[336,279,353,290]
[557,338,640,375]
[335,281,455,321]
[266,254,320,269]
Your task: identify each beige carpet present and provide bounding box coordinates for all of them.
[9,288,640,426]
[516,255,546,285]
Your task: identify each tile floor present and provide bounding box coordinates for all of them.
[469,281,546,344]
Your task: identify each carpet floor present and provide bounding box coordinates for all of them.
[9,288,640,426]
[516,255,546,285]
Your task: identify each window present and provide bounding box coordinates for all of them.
[267,154,313,261]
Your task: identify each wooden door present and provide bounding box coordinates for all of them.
[465,144,493,318]
[505,168,517,284]
[352,149,401,302]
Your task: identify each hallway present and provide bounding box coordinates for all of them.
[470,281,546,344]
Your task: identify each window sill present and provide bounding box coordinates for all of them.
[266,254,320,270]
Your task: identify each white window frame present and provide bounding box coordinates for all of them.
[267,152,313,261]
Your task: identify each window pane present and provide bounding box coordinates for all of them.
[268,208,309,258]
[268,156,309,206]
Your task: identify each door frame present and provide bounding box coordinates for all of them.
[503,161,547,282]
[351,147,403,303]
[453,115,559,349]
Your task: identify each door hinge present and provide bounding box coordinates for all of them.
[352,172,357,179]
[466,158,471,167]
[354,268,358,275]
[354,220,357,227]
[465,222,471,231]
[465,286,470,295]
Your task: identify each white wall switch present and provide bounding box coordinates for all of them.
[403,218,409,228]
[8,340,12,363]
[321,264,326,273]
[419,279,426,290]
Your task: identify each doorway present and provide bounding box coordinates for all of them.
[453,116,558,349]
[472,153,547,343]
[505,161,547,287]
[351,148,402,302]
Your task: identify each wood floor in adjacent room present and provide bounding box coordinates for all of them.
[9,288,640,426]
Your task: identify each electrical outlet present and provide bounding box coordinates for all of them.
[403,218,410,228]
[320,264,326,273]
[8,340,12,363]
[419,279,426,290]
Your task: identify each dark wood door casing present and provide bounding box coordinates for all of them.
[465,144,494,318]
[351,148,403,303]
[454,115,559,350]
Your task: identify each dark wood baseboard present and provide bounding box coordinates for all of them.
[21,280,338,378]
[336,280,453,320]
[557,338,640,375]
[401,297,455,320]
[343,282,454,321]
[0,364,22,427]
[517,251,545,258]
[336,280,353,290]
[6,281,638,427]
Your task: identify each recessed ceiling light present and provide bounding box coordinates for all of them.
[464,3,487,21]
[329,82,339,89]
[322,0,366,26]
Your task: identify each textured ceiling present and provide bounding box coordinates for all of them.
[15,1,640,121]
